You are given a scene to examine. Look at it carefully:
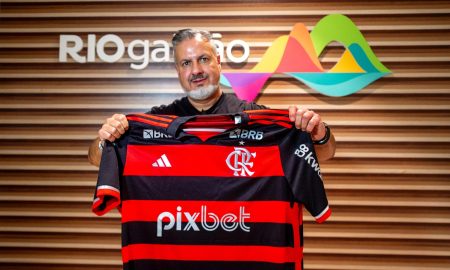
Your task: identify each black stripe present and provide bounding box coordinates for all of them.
[124,259,296,270]
[121,176,294,202]
[122,221,294,247]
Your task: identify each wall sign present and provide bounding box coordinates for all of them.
[220,14,391,100]
[59,14,390,100]
[59,34,249,70]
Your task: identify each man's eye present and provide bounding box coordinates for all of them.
[181,61,190,67]
[200,57,209,63]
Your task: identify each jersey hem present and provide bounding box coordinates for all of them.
[315,205,331,223]
[92,185,121,216]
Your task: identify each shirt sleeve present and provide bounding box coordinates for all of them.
[281,129,331,223]
[92,141,121,216]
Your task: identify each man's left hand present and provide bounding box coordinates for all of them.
[288,105,326,141]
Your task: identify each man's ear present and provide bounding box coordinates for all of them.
[216,54,221,65]
[216,54,221,72]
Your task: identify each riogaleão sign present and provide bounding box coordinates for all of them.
[59,14,390,100]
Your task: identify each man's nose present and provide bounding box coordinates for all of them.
[191,61,203,74]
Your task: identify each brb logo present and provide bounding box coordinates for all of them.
[229,128,264,140]
[143,129,172,139]
[156,205,250,237]
[226,147,256,177]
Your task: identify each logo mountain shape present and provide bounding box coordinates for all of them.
[220,14,391,100]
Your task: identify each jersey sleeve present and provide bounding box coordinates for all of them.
[92,141,121,216]
[281,130,331,223]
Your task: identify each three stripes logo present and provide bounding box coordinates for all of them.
[152,154,172,168]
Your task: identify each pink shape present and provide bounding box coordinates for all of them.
[276,36,322,73]
[222,73,272,101]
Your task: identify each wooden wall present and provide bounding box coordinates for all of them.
[1,0,449,269]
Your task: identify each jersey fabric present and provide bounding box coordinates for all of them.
[92,109,331,270]
[147,92,267,116]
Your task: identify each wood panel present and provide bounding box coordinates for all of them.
[0,1,449,270]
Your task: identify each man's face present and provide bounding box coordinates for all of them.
[174,36,221,100]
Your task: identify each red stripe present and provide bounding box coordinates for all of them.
[92,188,120,216]
[123,145,284,177]
[245,109,289,115]
[134,113,176,122]
[316,207,332,223]
[248,114,291,122]
[182,121,235,128]
[249,119,292,129]
[121,200,299,224]
[126,115,169,128]
[184,130,223,141]
[292,205,302,270]
[122,244,297,264]
[189,115,234,123]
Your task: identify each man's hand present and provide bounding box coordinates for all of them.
[288,105,335,161]
[98,114,129,142]
[88,114,129,167]
[288,105,326,141]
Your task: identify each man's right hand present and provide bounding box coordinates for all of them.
[88,114,128,167]
[98,114,129,142]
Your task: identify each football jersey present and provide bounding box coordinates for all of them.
[92,109,331,270]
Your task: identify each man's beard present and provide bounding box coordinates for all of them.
[184,84,219,101]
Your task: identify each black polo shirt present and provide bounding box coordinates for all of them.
[147,93,267,116]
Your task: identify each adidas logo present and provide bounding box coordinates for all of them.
[152,154,172,167]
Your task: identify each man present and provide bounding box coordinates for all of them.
[88,29,335,166]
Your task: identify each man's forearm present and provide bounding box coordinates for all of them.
[88,137,102,167]
[314,133,336,162]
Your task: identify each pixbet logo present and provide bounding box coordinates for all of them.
[226,147,256,177]
[156,205,250,237]
[59,34,250,70]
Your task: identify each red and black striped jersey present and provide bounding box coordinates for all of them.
[92,109,331,270]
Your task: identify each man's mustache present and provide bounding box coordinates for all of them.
[190,74,208,82]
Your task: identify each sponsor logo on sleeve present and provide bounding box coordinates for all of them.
[294,144,322,179]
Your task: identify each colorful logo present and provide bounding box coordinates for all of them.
[220,14,391,101]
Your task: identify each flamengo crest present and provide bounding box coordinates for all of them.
[226,147,256,177]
